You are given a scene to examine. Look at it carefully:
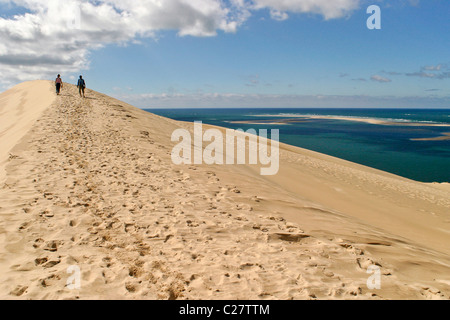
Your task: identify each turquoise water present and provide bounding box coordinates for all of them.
[146,108,450,183]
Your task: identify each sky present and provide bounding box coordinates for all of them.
[0,0,449,108]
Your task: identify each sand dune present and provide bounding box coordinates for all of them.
[0,81,56,183]
[0,81,449,300]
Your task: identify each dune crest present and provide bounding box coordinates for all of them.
[0,82,449,300]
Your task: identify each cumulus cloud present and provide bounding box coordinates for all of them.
[0,0,362,87]
[0,0,250,86]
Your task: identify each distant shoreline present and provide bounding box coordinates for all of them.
[411,133,450,141]
[239,114,450,127]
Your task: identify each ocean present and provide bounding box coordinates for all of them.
[146,108,450,183]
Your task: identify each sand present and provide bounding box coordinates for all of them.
[0,81,56,183]
[411,133,450,141]
[0,81,449,300]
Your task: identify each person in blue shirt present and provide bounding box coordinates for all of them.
[77,75,86,98]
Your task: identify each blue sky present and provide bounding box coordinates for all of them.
[0,0,449,108]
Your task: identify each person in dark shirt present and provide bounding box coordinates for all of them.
[55,74,63,95]
[77,75,86,98]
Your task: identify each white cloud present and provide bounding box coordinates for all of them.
[423,64,444,71]
[0,0,361,88]
[384,64,450,80]
[371,75,392,83]
[0,0,250,86]
[270,10,289,21]
[252,0,360,20]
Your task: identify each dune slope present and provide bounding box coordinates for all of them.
[0,81,449,300]
[0,81,56,183]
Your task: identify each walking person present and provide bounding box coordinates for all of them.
[77,75,86,98]
[55,74,63,95]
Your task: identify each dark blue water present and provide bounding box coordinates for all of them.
[146,108,450,183]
